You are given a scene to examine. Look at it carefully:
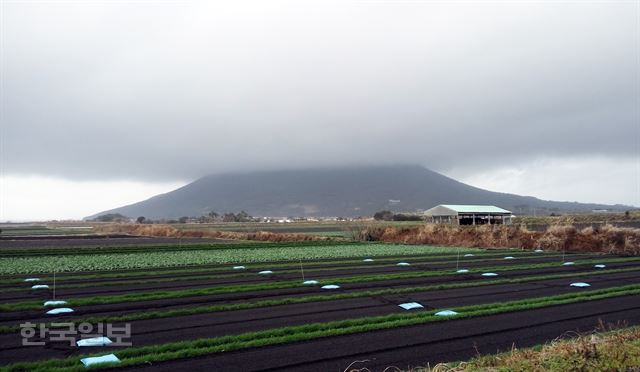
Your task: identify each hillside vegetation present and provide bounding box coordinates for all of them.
[89,165,627,219]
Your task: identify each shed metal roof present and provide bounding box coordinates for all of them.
[425,205,512,216]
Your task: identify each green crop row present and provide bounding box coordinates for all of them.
[1,265,636,335]
[2,256,637,312]
[0,240,359,258]
[0,249,559,284]
[0,251,571,290]
[0,244,482,274]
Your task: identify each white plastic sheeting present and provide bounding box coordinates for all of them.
[321,285,340,289]
[534,249,544,253]
[456,269,469,273]
[481,273,498,277]
[233,266,246,270]
[80,354,120,367]
[24,278,40,282]
[398,302,424,310]
[258,271,273,275]
[562,262,575,266]
[363,258,374,262]
[435,310,458,316]
[46,308,74,315]
[396,262,410,266]
[303,280,319,285]
[594,264,606,268]
[44,300,67,307]
[504,256,515,260]
[77,337,113,347]
[570,282,591,287]
[463,254,474,257]
[31,285,49,289]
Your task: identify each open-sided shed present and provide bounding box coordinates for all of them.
[424,205,512,225]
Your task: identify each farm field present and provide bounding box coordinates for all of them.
[174,220,424,237]
[0,231,233,251]
[0,224,94,237]
[0,241,639,371]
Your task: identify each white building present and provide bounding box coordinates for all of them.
[424,205,513,225]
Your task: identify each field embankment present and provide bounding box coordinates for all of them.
[358,224,640,255]
[93,223,331,242]
[92,222,640,255]
[431,324,640,372]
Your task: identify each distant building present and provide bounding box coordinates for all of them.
[424,205,513,225]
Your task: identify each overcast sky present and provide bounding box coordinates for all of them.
[1,0,638,221]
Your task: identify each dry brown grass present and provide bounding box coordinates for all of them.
[372,323,640,372]
[358,223,640,255]
[93,223,332,242]
[93,221,640,254]
[446,323,640,372]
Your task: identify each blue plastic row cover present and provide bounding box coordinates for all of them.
[77,337,113,347]
[398,302,424,310]
[44,300,67,307]
[435,310,458,316]
[46,308,74,315]
[321,285,340,290]
[80,354,120,367]
[570,282,591,287]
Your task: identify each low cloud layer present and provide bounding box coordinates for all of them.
[2,1,638,210]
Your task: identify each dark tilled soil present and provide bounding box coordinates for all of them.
[119,295,640,372]
[0,236,231,249]
[0,253,610,302]
[3,258,636,327]
[1,270,638,365]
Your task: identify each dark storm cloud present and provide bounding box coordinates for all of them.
[2,1,638,181]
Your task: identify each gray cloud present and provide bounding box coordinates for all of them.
[3,1,638,183]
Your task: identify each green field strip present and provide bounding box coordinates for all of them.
[0,249,508,284]
[2,284,639,372]
[0,251,486,286]
[0,251,572,290]
[0,249,539,285]
[0,244,487,275]
[1,256,637,313]
[0,240,360,258]
[1,245,579,283]
[0,265,636,335]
